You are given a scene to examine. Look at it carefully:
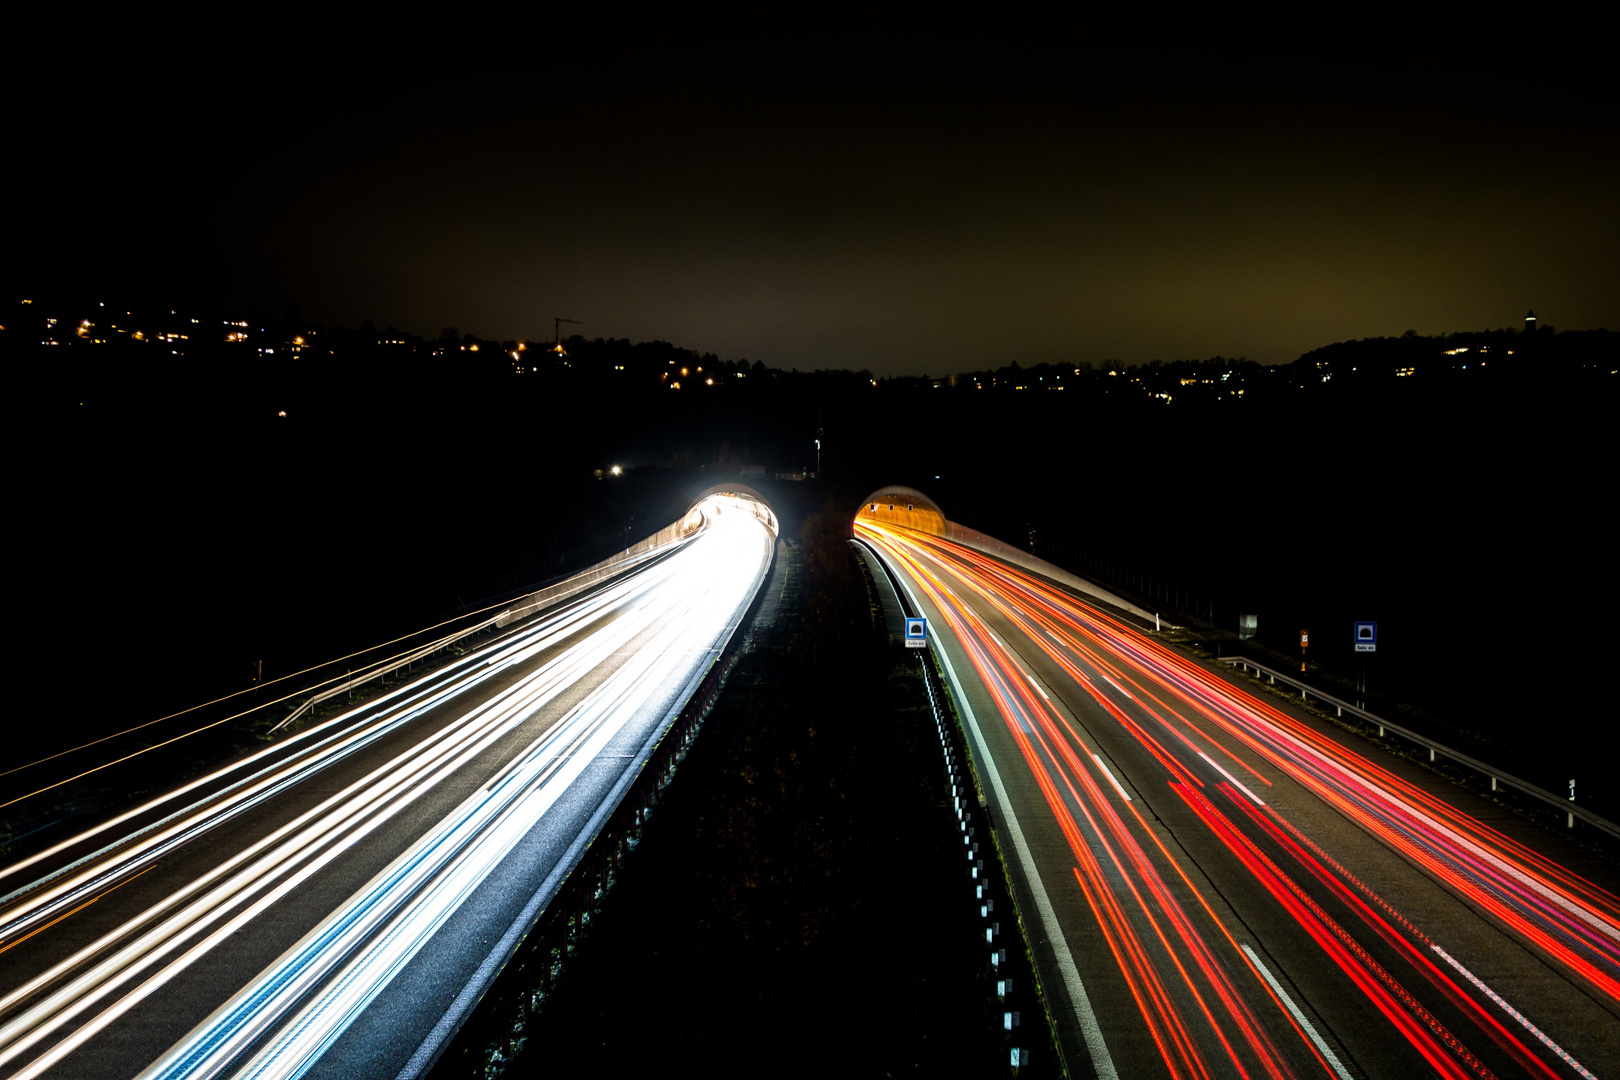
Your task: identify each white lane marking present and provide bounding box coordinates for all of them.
[1026,672,1050,701]
[1241,944,1353,1080]
[1430,944,1597,1080]
[1044,631,1092,682]
[1091,756,1132,803]
[1102,674,1132,700]
[870,546,1117,1080]
[980,623,1050,701]
[1198,751,1266,806]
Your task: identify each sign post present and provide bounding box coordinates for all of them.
[905,617,929,650]
[1353,621,1377,708]
[1299,629,1308,672]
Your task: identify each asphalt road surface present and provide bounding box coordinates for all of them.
[858,519,1618,1080]
[0,494,775,1080]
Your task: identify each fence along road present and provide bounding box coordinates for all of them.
[0,493,776,1080]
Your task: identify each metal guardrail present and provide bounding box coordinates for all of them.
[273,517,714,736]
[1221,656,1618,839]
[855,536,1063,1075]
[270,612,509,733]
[416,534,780,1079]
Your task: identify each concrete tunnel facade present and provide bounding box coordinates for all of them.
[685,483,781,539]
[854,484,947,535]
[852,482,1158,625]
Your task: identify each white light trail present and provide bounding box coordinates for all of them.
[0,495,775,1080]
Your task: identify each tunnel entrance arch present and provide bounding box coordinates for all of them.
[853,482,1157,623]
[854,485,946,535]
[686,483,780,539]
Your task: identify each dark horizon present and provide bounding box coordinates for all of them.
[12,13,1616,377]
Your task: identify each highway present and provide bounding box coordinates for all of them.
[0,493,776,1080]
[856,518,1619,1080]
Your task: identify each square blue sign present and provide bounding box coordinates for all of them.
[905,617,928,649]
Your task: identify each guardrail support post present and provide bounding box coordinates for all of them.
[1213,654,1618,841]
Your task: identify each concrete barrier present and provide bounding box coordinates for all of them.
[495,508,705,628]
[856,484,1156,625]
[497,492,779,630]
[940,522,1158,625]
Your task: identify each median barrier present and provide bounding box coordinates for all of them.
[855,534,1071,1078]
[415,533,779,1080]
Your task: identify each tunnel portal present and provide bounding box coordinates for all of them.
[854,485,946,535]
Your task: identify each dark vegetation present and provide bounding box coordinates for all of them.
[909,333,1616,818]
[466,500,1048,1077]
[8,293,1616,820]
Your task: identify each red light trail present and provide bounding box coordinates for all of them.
[857,518,1616,1080]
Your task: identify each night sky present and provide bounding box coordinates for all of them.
[15,13,1617,375]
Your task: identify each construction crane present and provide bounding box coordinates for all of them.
[553,317,583,354]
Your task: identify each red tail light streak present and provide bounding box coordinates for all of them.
[857,519,1616,1080]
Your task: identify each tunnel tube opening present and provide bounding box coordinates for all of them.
[685,483,780,540]
[853,484,946,536]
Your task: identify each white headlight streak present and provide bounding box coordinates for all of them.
[0,497,774,1080]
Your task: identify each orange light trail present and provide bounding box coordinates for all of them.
[858,518,1615,1080]
[864,521,1311,1080]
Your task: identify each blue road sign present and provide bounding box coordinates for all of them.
[1354,621,1377,653]
[905,617,929,649]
